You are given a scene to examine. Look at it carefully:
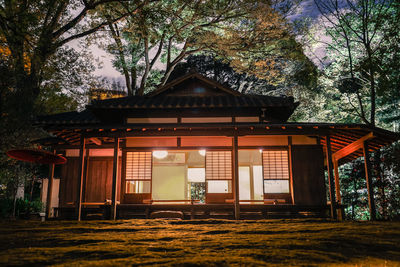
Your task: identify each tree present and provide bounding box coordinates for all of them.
[169,54,277,94]
[0,0,132,217]
[169,54,317,99]
[97,0,310,95]
[0,0,146,114]
[313,0,398,127]
[299,0,400,220]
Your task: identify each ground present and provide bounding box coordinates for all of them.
[1,219,400,266]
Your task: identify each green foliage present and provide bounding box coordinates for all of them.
[96,0,312,95]
[0,198,43,219]
[339,160,370,220]
[296,1,400,220]
[304,0,400,127]
[169,54,278,95]
[0,1,106,217]
[337,144,400,221]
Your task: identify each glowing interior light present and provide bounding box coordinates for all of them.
[198,150,206,156]
[153,150,168,159]
[259,149,263,153]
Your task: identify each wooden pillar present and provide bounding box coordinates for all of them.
[76,136,86,221]
[111,137,120,220]
[45,150,55,219]
[233,135,240,220]
[288,136,295,204]
[333,160,343,220]
[363,141,376,221]
[325,135,337,220]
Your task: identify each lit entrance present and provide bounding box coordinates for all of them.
[152,150,206,203]
[238,150,263,203]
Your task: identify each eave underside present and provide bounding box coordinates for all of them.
[37,122,399,165]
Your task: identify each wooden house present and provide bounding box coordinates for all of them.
[36,72,399,220]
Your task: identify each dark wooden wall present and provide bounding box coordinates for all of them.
[291,145,327,205]
[59,157,121,207]
[84,158,121,203]
[59,158,79,207]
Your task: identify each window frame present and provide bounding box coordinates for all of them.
[261,148,291,200]
[124,151,152,194]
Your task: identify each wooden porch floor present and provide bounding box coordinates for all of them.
[55,204,331,220]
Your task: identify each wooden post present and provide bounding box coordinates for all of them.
[233,135,240,220]
[111,137,120,220]
[363,141,376,221]
[76,136,86,221]
[325,135,337,220]
[288,136,295,204]
[45,150,55,219]
[333,160,343,220]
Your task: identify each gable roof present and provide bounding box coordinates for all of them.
[146,72,242,97]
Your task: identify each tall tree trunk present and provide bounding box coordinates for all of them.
[352,178,357,220]
[138,38,150,96]
[374,150,386,219]
[12,188,17,219]
[107,22,132,95]
[131,66,137,96]
[29,175,36,201]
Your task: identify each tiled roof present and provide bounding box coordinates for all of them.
[89,95,297,109]
[36,110,99,125]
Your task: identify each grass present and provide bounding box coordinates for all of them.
[1,218,400,266]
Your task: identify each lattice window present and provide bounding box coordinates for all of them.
[126,152,152,181]
[205,151,232,180]
[262,150,289,180]
[262,150,290,194]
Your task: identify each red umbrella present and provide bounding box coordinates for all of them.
[7,149,67,165]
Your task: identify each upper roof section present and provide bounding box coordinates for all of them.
[89,94,296,110]
[146,72,242,97]
[37,72,299,126]
[86,72,298,122]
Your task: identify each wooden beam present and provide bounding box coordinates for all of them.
[76,137,86,221]
[363,141,376,221]
[89,137,102,146]
[45,150,55,219]
[333,132,374,161]
[111,137,120,220]
[233,135,240,220]
[325,135,337,220]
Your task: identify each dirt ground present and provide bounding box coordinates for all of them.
[0,218,399,266]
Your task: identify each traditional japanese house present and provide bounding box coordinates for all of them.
[36,72,399,220]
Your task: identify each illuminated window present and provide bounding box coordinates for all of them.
[126,180,151,193]
[188,168,205,182]
[238,149,264,202]
[206,151,232,193]
[125,152,152,193]
[262,150,290,193]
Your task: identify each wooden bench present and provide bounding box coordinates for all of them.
[66,200,121,206]
[224,199,286,204]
